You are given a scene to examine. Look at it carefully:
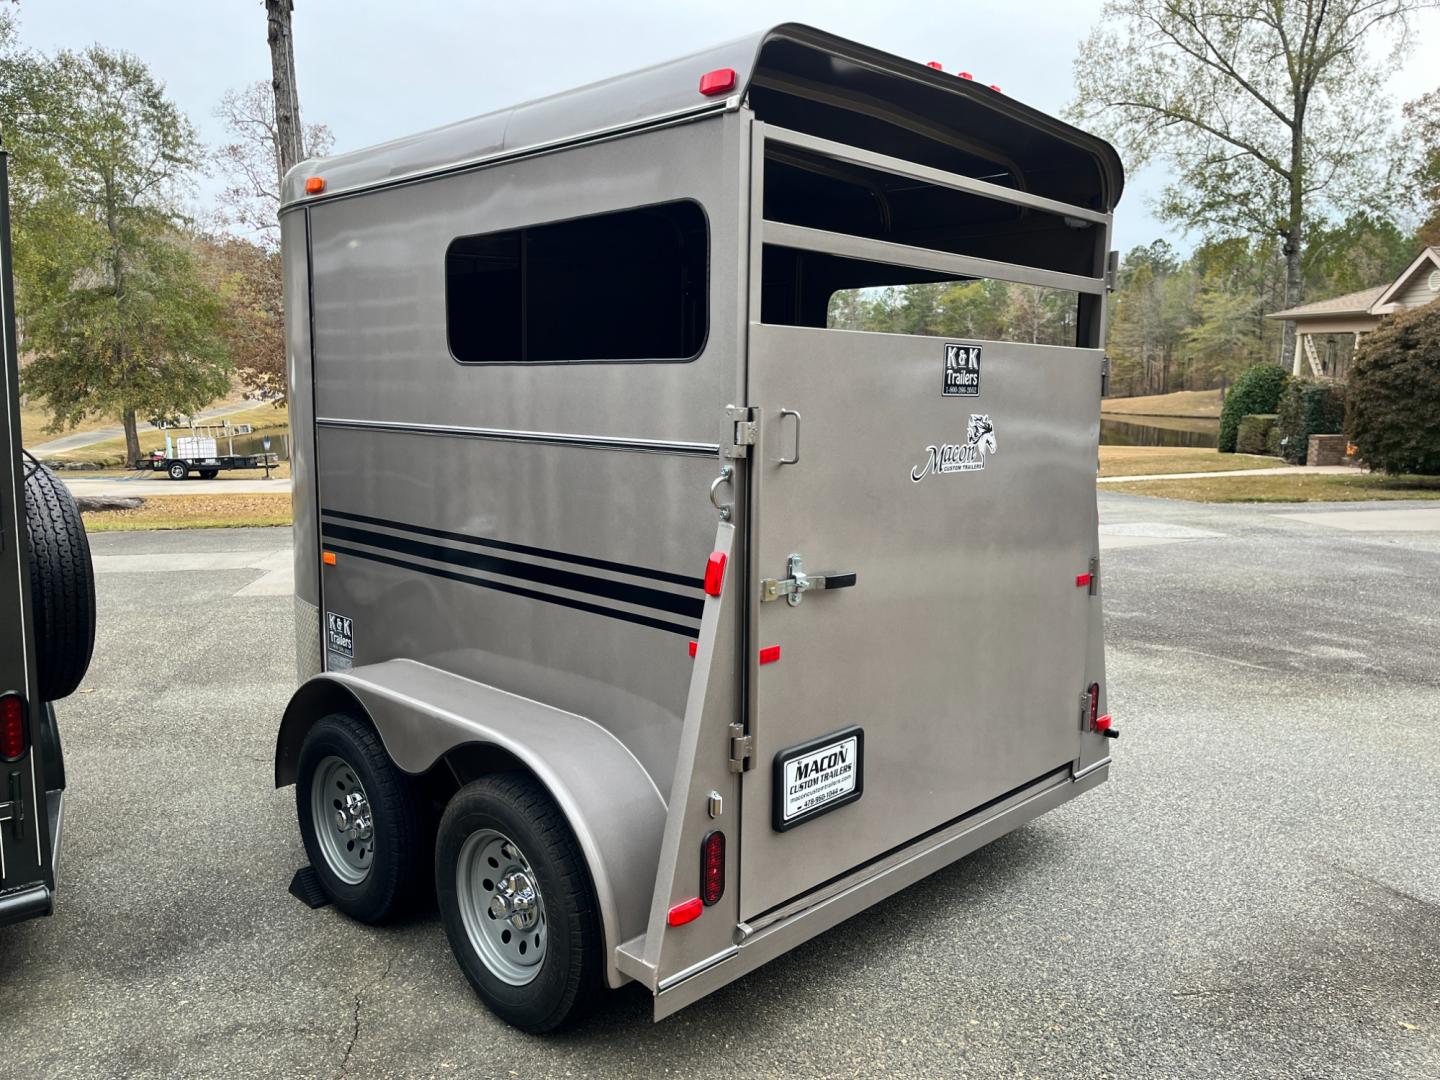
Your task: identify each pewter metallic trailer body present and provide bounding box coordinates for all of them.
[276,23,1123,1026]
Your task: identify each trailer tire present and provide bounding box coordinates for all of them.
[24,461,96,702]
[295,712,430,924]
[199,469,218,480]
[436,773,602,1033]
[167,461,188,480]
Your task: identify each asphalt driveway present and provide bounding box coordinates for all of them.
[2,493,1438,1079]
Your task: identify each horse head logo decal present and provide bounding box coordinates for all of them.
[910,415,998,482]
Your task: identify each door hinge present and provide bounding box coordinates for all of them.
[1105,249,1119,292]
[1100,356,1111,398]
[1087,555,1099,596]
[723,405,757,460]
[728,722,753,773]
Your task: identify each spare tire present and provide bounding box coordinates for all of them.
[23,459,96,701]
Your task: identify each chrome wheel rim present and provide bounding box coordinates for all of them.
[310,755,374,885]
[456,829,547,986]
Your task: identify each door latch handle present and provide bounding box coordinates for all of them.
[778,409,801,465]
[760,553,857,606]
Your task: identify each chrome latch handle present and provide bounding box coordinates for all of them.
[760,553,857,606]
[778,409,801,465]
[708,467,733,521]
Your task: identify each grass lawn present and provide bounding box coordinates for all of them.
[1107,473,1440,503]
[1101,389,1222,418]
[47,404,289,465]
[81,493,292,532]
[1098,446,1280,477]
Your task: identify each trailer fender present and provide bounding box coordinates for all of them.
[276,659,667,989]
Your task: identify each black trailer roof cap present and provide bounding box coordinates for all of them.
[281,23,1123,213]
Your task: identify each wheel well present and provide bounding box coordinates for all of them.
[276,678,536,800]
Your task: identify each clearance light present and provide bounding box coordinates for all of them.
[701,831,726,906]
[958,71,975,80]
[926,61,944,69]
[1076,572,1092,588]
[0,692,26,762]
[305,176,326,194]
[759,645,781,665]
[322,551,337,566]
[688,641,699,658]
[668,897,703,926]
[698,68,737,96]
[704,551,727,596]
[989,84,1003,93]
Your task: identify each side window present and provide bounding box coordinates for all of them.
[446,200,708,364]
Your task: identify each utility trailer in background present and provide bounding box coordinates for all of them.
[139,421,279,480]
[275,23,1123,1032]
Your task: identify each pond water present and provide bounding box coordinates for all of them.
[1100,416,1219,448]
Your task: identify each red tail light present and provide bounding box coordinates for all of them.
[1087,682,1100,728]
[701,831,726,906]
[1,693,27,761]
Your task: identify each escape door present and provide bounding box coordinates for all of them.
[739,325,1101,921]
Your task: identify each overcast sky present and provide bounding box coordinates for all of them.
[10,0,1440,251]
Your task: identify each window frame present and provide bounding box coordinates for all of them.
[444,197,712,368]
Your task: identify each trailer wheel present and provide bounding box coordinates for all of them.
[167,461,188,480]
[198,469,218,480]
[295,712,429,923]
[24,460,96,702]
[436,774,602,1033]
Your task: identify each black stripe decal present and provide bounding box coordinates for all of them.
[321,507,702,589]
[322,522,704,621]
[324,542,700,638]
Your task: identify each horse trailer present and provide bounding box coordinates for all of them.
[275,23,1123,1031]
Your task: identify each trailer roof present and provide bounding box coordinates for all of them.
[280,23,1124,213]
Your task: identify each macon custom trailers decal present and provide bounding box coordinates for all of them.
[274,22,1123,1031]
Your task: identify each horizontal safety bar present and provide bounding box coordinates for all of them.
[762,220,1106,296]
[762,123,1110,226]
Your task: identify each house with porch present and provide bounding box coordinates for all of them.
[1266,246,1440,378]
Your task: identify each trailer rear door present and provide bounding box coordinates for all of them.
[740,324,1101,920]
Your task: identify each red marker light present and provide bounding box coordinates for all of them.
[1095,714,1113,733]
[1087,682,1100,728]
[926,61,944,69]
[1076,572,1092,588]
[0,693,26,762]
[989,84,1003,93]
[668,897,704,926]
[698,68,737,96]
[759,645,781,665]
[958,71,975,80]
[704,551,727,596]
[701,831,725,906]
[688,641,698,658]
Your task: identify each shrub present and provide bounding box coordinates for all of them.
[1219,363,1289,452]
[1235,413,1278,455]
[1347,300,1440,475]
[1274,379,1347,464]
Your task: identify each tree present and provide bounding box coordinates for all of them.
[1346,299,1440,474]
[1400,88,1440,247]
[3,44,231,463]
[265,0,306,182]
[1069,1,1432,371]
[196,234,285,401]
[1218,362,1288,452]
[214,81,332,246]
